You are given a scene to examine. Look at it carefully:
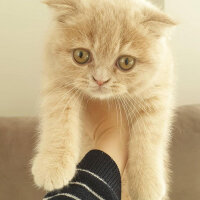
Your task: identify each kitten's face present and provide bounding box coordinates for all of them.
[46,0,175,99]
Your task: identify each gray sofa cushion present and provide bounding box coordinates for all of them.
[0,117,44,200]
[170,105,200,200]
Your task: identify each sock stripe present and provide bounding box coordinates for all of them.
[43,193,81,200]
[77,168,108,186]
[69,181,105,200]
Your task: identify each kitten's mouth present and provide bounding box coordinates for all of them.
[88,86,112,99]
[91,86,109,93]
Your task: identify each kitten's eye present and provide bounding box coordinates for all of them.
[117,56,136,71]
[73,49,90,64]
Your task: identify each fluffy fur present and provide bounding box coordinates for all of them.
[32,0,176,199]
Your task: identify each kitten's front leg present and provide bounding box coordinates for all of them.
[127,101,172,200]
[32,90,81,191]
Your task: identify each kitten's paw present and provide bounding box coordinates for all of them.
[31,154,76,191]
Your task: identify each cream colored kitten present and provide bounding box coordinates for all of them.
[32,0,176,199]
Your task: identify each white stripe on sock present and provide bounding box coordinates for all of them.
[77,168,108,186]
[69,181,105,200]
[43,193,81,200]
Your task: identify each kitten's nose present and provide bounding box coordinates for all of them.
[92,76,110,86]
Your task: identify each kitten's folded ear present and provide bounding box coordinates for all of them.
[142,7,177,38]
[43,0,78,10]
[42,0,81,23]
[42,0,80,13]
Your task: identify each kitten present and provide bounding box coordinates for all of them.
[32,0,176,199]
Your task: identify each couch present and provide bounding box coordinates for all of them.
[0,105,200,200]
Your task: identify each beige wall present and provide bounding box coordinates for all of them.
[0,0,199,117]
[151,0,164,8]
[0,0,49,116]
[165,0,200,106]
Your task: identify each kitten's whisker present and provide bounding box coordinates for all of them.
[122,96,137,136]
[42,81,84,106]
[63,81,87,89]
[113,97,119,132]
[58,88,81,122]
[127,93,156,122]
[48,86,78,117]
[123,94,146,135]
[133,93,159,111]
[135,99,160,133]
[125,94,150,135]
[118,95,129,135]
[116,95,123,137]
[41,85,69,106]
[119,95,132,135]
[108,99,111,111]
